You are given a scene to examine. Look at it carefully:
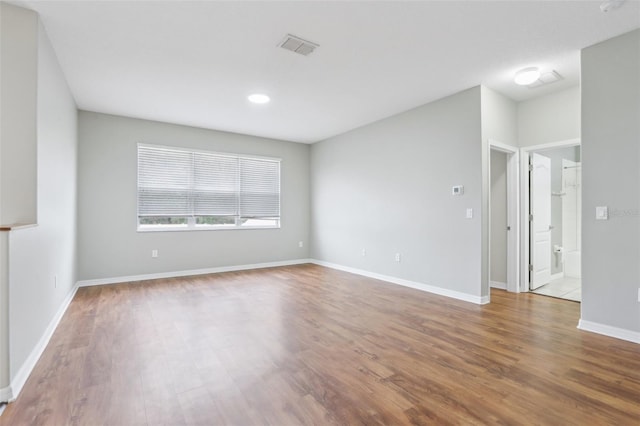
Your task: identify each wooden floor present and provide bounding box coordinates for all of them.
[2,264,639,425]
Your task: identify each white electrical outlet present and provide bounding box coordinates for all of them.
[395,253,401,262]
[466,208,473,219]
[151,249,158,258]
[362,248,366,257]
[596,206,608,220]
[298,241,304,248]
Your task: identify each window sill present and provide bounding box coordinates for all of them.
[136,225,281,233]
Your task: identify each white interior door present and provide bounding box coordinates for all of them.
[530,153,551,290]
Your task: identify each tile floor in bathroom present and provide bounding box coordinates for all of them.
[531,276,581,302]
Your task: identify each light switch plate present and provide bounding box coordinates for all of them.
[452,185,464,196]
[596,206,608,220]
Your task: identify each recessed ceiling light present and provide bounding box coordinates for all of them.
[248,93,270,104]
[514,67,542,86]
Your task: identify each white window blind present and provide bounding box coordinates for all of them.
[137,144,280,230]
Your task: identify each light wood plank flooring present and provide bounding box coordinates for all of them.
[2,264,639,425]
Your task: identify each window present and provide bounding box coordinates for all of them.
[137,144,280,231]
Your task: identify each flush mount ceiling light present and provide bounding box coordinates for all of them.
[248,93,270,104]
[514,67,542,86]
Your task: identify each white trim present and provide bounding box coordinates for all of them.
[136,223,281,233]
[138,142,282,162]
[550,272,564,281]
[519,150,531,292]
[311,260,489,305]
[490,280,507,290]
[577,319,640,344]
[9,283,79,402]
[505,146,520,292]
[77,259,312,287]
[488,139,518,154]
[520,138,581,153]
[0,386,10,404]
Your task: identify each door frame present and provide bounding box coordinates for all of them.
[519,138,580,292]
[488,139,520,293]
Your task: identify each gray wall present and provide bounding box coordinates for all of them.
[311,87,483,298]
[490,150,507,285]
[581,29,640,333]
[0,3,38,225]
[481,87,518,146]
[9,21,78,379]
[517,86,580,147]
[77,112,310,281]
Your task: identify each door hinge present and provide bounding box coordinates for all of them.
[529,264,533,272]
[529,214,533,222]
[529,164,533,172]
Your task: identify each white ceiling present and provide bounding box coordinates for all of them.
[17,0,640,143]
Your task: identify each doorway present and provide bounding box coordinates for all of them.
[488,140,519,294]
[521,140,581,301]
[490,150,509,290]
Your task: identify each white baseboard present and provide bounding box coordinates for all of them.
[310,260,489,305]
[0,385,11,403]
[77,259,312,287]
[577,319,640,344]
[9,283,79,402]
[490,280,507,290]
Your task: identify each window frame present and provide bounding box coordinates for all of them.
[136,143,281,232]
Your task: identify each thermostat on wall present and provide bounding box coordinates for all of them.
[452,185,464,196]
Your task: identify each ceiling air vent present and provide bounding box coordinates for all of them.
[278,34,319,56]
[528,71,564,89]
